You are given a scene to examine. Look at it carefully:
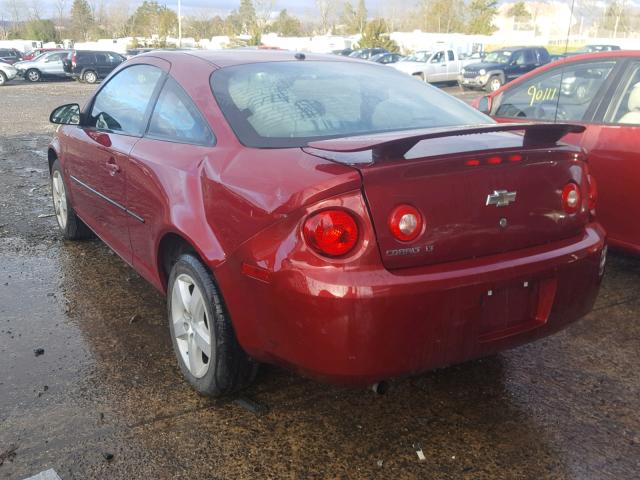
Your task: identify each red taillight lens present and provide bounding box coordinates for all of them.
[561,182,581,214]
[587,173,597,212]
[388,205,423,242]
[303,209,359,257]
[71,52,77,67]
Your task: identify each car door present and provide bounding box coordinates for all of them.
[63,64,165,263]
[127,73,215,283]
[504,51,527,81]
[92,52,108,77]
[40,52,66,76]
[446,50,458,81]
[428,50,447,81]
[579,59,640,252]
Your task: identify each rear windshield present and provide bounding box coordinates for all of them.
[211,60,492,148]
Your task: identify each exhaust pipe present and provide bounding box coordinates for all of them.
[371,381,389,395]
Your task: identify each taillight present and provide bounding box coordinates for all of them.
[587,173,597,212]
[303,209,359,257]
[388,205,423,242]
[71,52,77,67]
[561,182,581,214]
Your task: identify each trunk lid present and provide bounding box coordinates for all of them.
[305,124,590,270]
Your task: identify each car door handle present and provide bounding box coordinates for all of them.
[106,158,120,176]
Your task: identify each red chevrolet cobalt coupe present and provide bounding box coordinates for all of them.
[47,50,606,396]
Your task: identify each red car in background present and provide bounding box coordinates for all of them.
[47,51,605,396]
[473,50,640,254]
[22,47,64,61]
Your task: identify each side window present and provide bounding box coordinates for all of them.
[609,64,640,125]
[523,50,535,65]
[494,61,616,121]
[89,65,163,135]
[448,50,455,61]
[431,51,444,63]
[94,53,107,64]
[511,51,525,66]
[107,53,122,63]
[147,77,215,146]
[47,53,66,62]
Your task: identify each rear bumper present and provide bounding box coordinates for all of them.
[217,223,606,385]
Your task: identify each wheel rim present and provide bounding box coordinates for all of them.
[171,274,212,378]
[86,72,96,83]
[490,78,502,91]
[28,70,39,81]
[51,170,68,229]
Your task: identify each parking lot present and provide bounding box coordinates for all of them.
[1,78,639,479]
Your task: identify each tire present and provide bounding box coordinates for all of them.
[83,70,98,84]
[167,253,258,397]
[0,71,6,86]
[487,75,503,92]
[50,160,93,240]
[26,68,41,82]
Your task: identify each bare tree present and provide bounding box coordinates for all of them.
[315,0,337,34]
[54,0,68,28]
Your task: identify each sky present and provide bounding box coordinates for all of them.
[1,0,389,20]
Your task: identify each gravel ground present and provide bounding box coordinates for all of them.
[0,78,639,480]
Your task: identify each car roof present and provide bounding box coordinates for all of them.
[142,49,362,68]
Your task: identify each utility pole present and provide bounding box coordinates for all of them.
[178,0,182,47]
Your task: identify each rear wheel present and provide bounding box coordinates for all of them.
[83,70,98,84]
[0,71,6,86]
[167,254,258,396]
[50,160,93,240]
[26,69,41,82]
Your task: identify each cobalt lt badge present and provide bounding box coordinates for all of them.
[486,190,517,207]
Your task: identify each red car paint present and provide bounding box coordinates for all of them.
[49,51,605,385]
[23,48,64,61]
[472,50,640,255]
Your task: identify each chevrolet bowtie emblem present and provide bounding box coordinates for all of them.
[486,190,517,207]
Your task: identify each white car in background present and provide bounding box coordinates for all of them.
[0,60,18,86]
[392,49,476,83]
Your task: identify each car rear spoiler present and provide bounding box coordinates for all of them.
[305,123,586,162]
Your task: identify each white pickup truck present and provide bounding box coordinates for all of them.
[391,49,476,83]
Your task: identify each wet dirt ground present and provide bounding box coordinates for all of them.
[1,79,639,479]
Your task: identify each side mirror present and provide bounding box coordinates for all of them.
[478,96,492,115]
[50,103,81,125]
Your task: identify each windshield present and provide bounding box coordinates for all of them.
[483,51,512,64]
[402,51,431,63]
[211,61,492,148]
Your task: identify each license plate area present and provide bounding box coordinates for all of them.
[479,277,557,343]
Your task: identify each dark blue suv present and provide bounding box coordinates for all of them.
[458,46,550,92]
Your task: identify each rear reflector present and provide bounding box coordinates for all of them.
[388,205,423,242]
[303,209,359,257]
[508,154,523,162]
[561,183,581,214]
[487,156,502,165]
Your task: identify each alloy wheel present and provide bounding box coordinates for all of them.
[51,170,68,230]
[171,274,212,378]
[490,78,502,91]
[27,70,40,82]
